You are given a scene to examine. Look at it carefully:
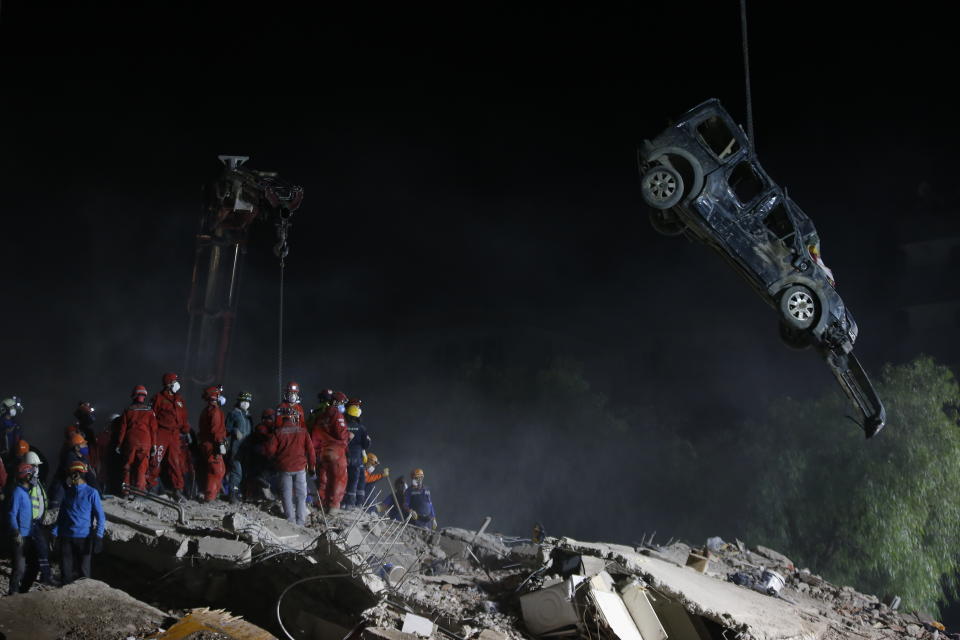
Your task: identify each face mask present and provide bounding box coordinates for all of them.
[218,395,227,407]
[411,479,421,488]
[239,401,250,411]
[289,393,300,404]
[338,405,345,413]
[366,465,375,474]
[171,381,181,393]
[80,446,89,457]
[8,409,16,417]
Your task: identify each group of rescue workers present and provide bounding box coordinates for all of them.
[0,375,438,595]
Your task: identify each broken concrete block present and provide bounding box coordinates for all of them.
[478,630,507,640]
[196,536,253,567]
[580,555,607,578]
[620,581,667,640]
[363,628,421,640]
[520,576,582,635]
[685,550,709,573]
[589,570,616,593]
[754,545,794,569]
[590,589,644,640]
[401,613,435,637]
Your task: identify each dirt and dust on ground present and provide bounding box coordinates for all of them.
[1,494,958,640]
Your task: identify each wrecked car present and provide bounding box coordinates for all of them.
[638,99,885,438]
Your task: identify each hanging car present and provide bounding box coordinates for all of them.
[639,99,885,438]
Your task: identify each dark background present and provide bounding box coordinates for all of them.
[1,0,958,606]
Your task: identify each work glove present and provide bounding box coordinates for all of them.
[409,510,419,520]
[219,443,227,455]
[383,467,390,477]
[362,451,368,464]
[431,518,438,531]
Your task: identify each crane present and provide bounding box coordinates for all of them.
[183,155,303,390]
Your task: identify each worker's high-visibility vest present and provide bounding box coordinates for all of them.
[29,483,46,522]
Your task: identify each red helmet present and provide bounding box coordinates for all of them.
[162,372,179,386]
[70,432,87,447]
[65,424,78,438]
[131,385,148,400]
[332,391,348,404]
[17,462,34,480]
[16,439,29,457]
[202,386,221,401]
[285,381,300,394]
[261,407,277,421]
[73,401,94,420]
[68,460,89,475]
[318,389,334,402]
[347,398,362,407]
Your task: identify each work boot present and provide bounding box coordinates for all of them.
[172,489,186,504]
[229,489,240,505]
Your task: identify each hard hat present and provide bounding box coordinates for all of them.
[332,391,348,404]
[131,385,148,400]
[261,407,276,420]
[24,451,41,465]
[203,386,221,401]
[70,432,87,447]
[367,453,379,466]
[1,396,24,415]
[17,463,35,480]
[238,391,254,402]
[347,398,362,407]
[317,389,334,402]
[411,468,424,480]
[285,381,300,394]
[162,372,179,386]
[16,439,29,457]
[65,424,79,437]
[346,404,362,418]
[68,460,89,475]
[73,401,95,421]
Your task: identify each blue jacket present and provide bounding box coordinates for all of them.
[345,417,370,464]
[53,483,105,539]
[226,407,252,440]
[403,486,436,521]
[7,485,32,536]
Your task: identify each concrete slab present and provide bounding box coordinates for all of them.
[197,536,253,567]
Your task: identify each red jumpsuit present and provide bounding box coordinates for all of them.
[147,390,191,491]
[199,403,227,502]
[311,406,350,509]
[117,402,158,491]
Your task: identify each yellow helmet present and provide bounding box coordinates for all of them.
[346,404,362,418]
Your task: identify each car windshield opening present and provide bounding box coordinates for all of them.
[697,115,741,160]
[764,202,796,242]
[728,161,764,205]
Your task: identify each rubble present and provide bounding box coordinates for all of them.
[3,493,959,640]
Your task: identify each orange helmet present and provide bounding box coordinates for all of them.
[411,468,424,480]
[65,424,79,438]
[16,439,29,457]
[366,453,379,466]
[68,460,89,475]
[70,432,87,447]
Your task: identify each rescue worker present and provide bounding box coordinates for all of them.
[1,396,25,466]
[94,413,120,493]
[312,391,350,510]
[382,476,407,521]
[73,402,97,449]
[198,386,227,502]
[308,389,335,429]
[343,398,371,508]
[264,401,316,525]
[3,439,34,501]
[225,391,253,504]
[50,432,97,507]
[403,468,437,529]
[116,385,158,493]
[362,453,389,508]
[247,408,277,500]
[147,373,191,502]
[8,464,38,594]
[52,460,105,584]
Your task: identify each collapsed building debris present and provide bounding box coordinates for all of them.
[2,495,957,640]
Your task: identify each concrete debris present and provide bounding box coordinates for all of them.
[153,607,276,639]
[4,494,958,640]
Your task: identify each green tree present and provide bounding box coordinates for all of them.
[743,356,960,613]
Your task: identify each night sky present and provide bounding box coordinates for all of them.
[2,0,958,556]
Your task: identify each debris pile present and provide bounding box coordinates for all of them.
[5,495,959,640]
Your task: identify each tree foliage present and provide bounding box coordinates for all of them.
[742,356,960,613]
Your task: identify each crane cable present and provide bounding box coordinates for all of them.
[278,257,285,399]
[740,0,755,153]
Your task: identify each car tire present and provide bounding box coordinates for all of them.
[641,164,684,210]
[779,285,818,331]
[778,321,812,350]
[649,210,685,236]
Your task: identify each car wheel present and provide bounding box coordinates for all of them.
[779,285,818,330]
[649,210,685,236]
[778,321,812,350]
[641,164,684,210]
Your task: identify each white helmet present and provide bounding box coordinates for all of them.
[24,451,42,465]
